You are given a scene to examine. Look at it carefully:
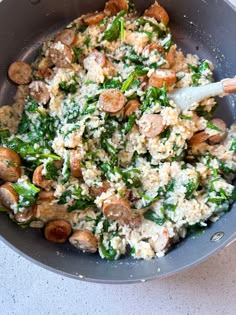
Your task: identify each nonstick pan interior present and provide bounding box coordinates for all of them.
[0,0,235,283]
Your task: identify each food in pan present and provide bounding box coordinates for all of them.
[0,0,235,260]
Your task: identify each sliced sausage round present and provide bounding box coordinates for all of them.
[0,147,21,166]
[69,150,82,178]
[14,205,36,224]
[144,2,170,25]
[89,181,110,198]
[0,148,21,182]
[29,81,50,105]
[84,50,106,69]
[149,69,176,88]
[188,131,209,146]
[0,182,19,210]
[35,67,54,80]
[124,100,140,117]
[32,165,53,189]
[69,230,98,253]
[102,196,131,221]
[44,219,72,243]
[165,45,176,67]
[55,29,76,46]
[99,89,126,113]
[143,43,165,55]
[138,114,165,138]
[48,43,73,68]
[8,61,32,85]
[104,0,128,16]
[38,190,55,201]
[208,118,227,144]
[82,12,106,25]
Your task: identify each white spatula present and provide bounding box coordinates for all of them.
[168,77,236,111]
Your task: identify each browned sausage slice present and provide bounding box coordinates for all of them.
[38,190,55,201]
[138,114,165,138]
[0,182,19,209]
[44,219,72,243]
[48,43,73,68]
[35,67,54,80]
[32,165,53,189]
[69,230,98,253]
[14,205,36,224]
[188,131,210,146]
[208,118,227,144]
[104,0,128,16]
[55,29,76,46]
[124,100,141,117]
[99,89,126,113]
[0,148,21,182]
[29,81,50,105]
[82,12,106,25]
[0,147,21,166]
[144,1,170,25]
[102,196,131,221]
[165,45,176,67]
[143,43,165,55]
[84,50,106,69]
[149,69,176,88]
[89,181,110,198]
[69,150,82,178]
[8,61,32,85]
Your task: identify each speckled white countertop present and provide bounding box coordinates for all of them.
[1,0,236,314]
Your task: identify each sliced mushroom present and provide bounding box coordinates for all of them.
[102,196,131,221]
[0,182,19,209]
[29,81,50,105]
[99,89,126,113]
[55,29,76,46]
[0,147,21,182]
[138,114,165,138]
[149,69,176,88]
[14,205,36,224]
[47,43,73,68]
[144,1,170,25]
[188,131,209,146]
[208,118,227,144]
[82,11,106,25]
[149,228,170,252]
[44,219,72,243]
[124,100,140,117]
[32,165,53,189]
[104,0,128,16]
[69,150,82,178]
[69,230,98,253]
[8,61,32,85]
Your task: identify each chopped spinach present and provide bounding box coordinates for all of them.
[143,209,165,225]
[103,10,126,42]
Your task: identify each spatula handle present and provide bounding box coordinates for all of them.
[222,78,236,93]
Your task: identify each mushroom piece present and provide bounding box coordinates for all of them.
[102,196,132,221]
[55,29,76,46]
[208,118,227,144]
[0,182,19,210]
[29,81,50,105]
[138,114,165,138]
[149,69,176,89]
[32,165,53,190]
[14,206,36,224]
[0,147,21,182]
[8,61,32,85]
[144,1,170,25]
[99,89,126,113]
[124,100,141,117]
[82,11,106,25]
[69,230,98,253]
[44,219,72,243]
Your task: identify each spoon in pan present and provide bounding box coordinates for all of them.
[168,77,236,111]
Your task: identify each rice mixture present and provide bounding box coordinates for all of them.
[0,0,235,260]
